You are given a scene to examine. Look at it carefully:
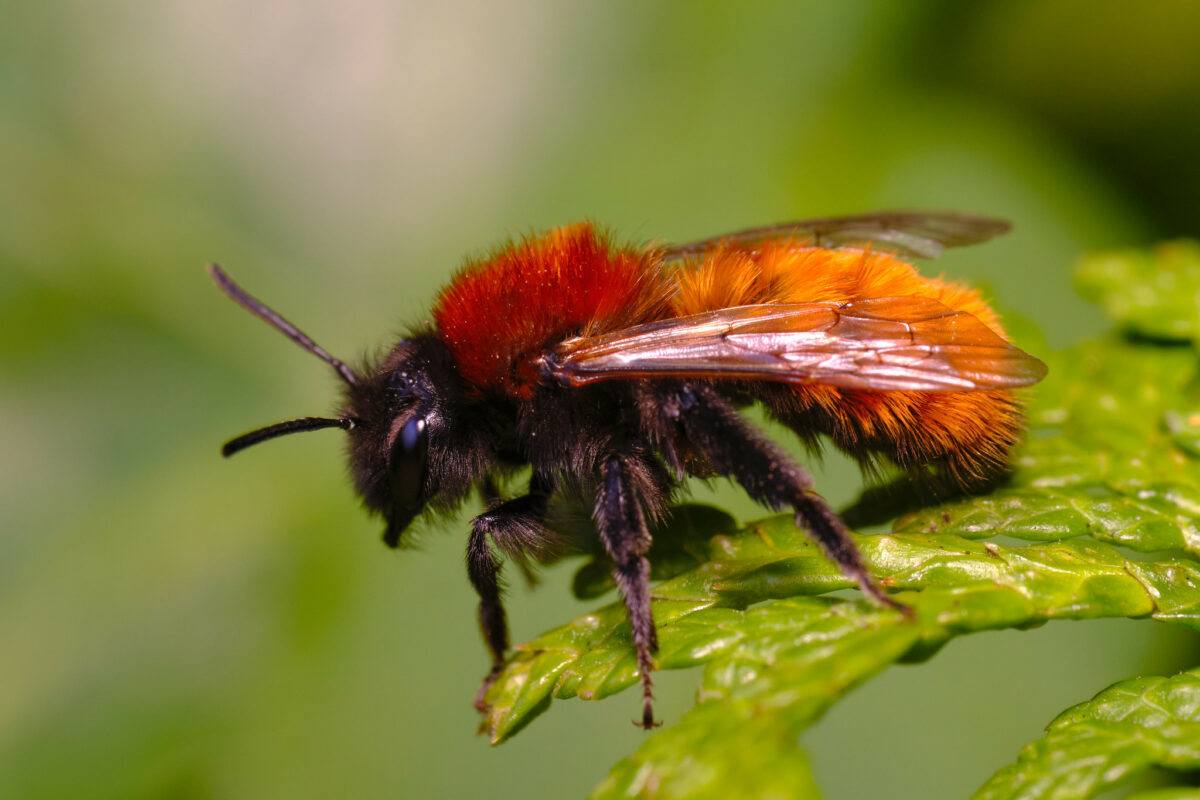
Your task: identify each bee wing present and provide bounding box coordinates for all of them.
[660,211,1011,261]
[548,297,1046,392]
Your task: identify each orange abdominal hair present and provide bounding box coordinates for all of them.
[433,222,1025,484]
[670,242,1021,484]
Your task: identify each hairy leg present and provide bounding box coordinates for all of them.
[595,454,661,729]
[662,383,904,610]
[467,478,553,712]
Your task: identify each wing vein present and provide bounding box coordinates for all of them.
[549,297,1047,393]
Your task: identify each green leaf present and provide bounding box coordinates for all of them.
[583,534,1200,799]
[972,669,1200,800]
[1075,239,1200,341]
[592,597,897,800]
[481,512,1200,743]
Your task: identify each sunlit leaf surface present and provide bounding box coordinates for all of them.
[973,669,1200,800]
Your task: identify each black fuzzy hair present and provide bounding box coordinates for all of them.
[342,332,496,546]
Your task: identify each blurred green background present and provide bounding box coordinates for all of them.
[5,2,1200,798]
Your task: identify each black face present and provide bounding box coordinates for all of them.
[209,265,476,549]
[343,333,470,547]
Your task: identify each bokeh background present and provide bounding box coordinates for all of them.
[5,2,1200,798]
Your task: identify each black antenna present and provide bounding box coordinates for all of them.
[208,263,359,386]
[222,416,356,457]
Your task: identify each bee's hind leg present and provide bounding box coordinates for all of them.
[657,382,906,613]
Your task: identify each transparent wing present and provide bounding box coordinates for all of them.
[547,296,1046,392]
[660,210,1011,261]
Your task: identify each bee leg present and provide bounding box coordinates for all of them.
[467,484,552,713]
[466,520,510,713]
[667,383,905,612]
[596,455,662,730]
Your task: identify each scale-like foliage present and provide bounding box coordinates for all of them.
[480,241,1200,799]
[974,670,1200,799]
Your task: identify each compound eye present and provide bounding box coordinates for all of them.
[399,416,425,452]
[383,413,429,547]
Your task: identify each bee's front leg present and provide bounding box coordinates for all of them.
[467,481,552,713]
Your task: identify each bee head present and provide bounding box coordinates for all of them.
[342,334,462,546]
[209,265,463,547]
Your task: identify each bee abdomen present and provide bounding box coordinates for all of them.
[763,383,1023,487]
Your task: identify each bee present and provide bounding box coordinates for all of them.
[210,211,1046,728]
